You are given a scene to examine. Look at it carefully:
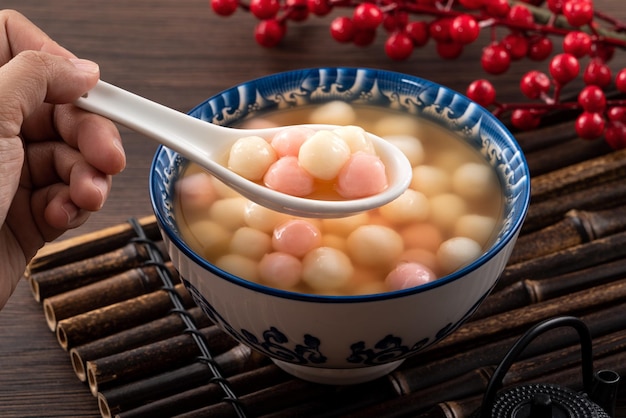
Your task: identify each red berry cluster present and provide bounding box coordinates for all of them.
[209,0,626,148]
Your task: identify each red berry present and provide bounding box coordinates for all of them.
[211,0,239,16]
[352,3,384,30]
[578,85,606,112]
[501,33,529,61]
[250,0,280,19]
[307,0,332,16]
[592,43,615,61]
[486,0,511,18]
[508,5,534,26]
[520,70,551,99]
[583,60,612,87]
[511,109,541,130]
[383,12,408,32]
[436,41,464,59]
[546,0,565,13]
[385,32,414,60]
[254,19,286,47]
[330,17,355,43]
[563,0,594,27]
[616,69,626,93]
[481,44,511,75]
[576,111,605,139]
[466,79,496,107]
[286,0,309,21]
[562,31,592,58]
[450,15,480,45]
[608,107,626,123]
[527,36,553,61]
[549,53,580,85]
[353,29,377,46]
[429,18,453,43]
[459,0,484,9]
[604,121,626,149]
[406,21,429,46]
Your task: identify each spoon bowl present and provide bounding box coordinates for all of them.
[74,80,412,217]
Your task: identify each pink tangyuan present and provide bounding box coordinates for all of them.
[336,152,388,199]
[385,262,437,291]
[270,126,316,157]
[263,156,316,197]
[272,219,322,257]
[258,252,303,288]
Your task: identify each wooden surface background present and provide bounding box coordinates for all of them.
[0,1,624,416]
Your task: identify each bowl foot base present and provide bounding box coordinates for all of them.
[272,359,404,385]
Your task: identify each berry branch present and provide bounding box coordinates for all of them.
[209,0,626,149]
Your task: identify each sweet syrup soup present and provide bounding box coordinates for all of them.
[175,102,504,296]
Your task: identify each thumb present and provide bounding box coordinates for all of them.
[0,50,100,137]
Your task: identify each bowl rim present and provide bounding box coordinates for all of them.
[150,66,531,303]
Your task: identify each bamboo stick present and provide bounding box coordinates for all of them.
[496,230,626,291]
[27,215,159,273]
[415,396,482,418]
[473,257,626,320]
[524,135,611,176]
[509,206,626,264]
[43,263,177,331]
[107,361,283,418]
[29,240,166,302]
[521,178,626,234]
[56,283,194,350]
[70,306,211,382]
[530,147,626,204]
[395,303,626,395]
[417,278,626,363]
[87,325,238,396]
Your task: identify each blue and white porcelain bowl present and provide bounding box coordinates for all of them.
[150,67,530,385]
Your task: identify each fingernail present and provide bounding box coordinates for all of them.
[92,176,109,209]
[62,202,79,225]
[113,137,127,171]
[70,58,100,74]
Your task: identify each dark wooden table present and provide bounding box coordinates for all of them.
[0,1,624,417]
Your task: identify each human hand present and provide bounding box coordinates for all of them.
[0,10,126,309]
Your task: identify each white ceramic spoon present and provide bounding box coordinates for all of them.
[75,80,412,218]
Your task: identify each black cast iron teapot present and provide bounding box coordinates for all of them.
[471,316,620,418]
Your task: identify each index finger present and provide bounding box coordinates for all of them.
[0,9,75,64]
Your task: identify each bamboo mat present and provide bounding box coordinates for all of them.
[24,123,626,418]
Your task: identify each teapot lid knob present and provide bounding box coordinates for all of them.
[490,383,608,418]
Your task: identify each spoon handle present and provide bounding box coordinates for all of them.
[75,80,223,160]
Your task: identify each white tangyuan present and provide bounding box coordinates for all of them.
[384,135,425,167]
[373,115,421,137]
[308,101,357,125]
[302,247,354,292]
[346,224,404,267]
[208,197,248,230]
[429,193,468,232]
[298,130,351,180]
[436,236,483,275]
[243,201,291,233]
[229,227,272,260]
[379,189,430,224]
[215,254,259,282]
[321,212,370,236]
[454,214,497,246]
[411,165,451,197]
[186,219,231,259]
[332,126,376,154]
[452,162,498,200]
[228,136,277,181]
